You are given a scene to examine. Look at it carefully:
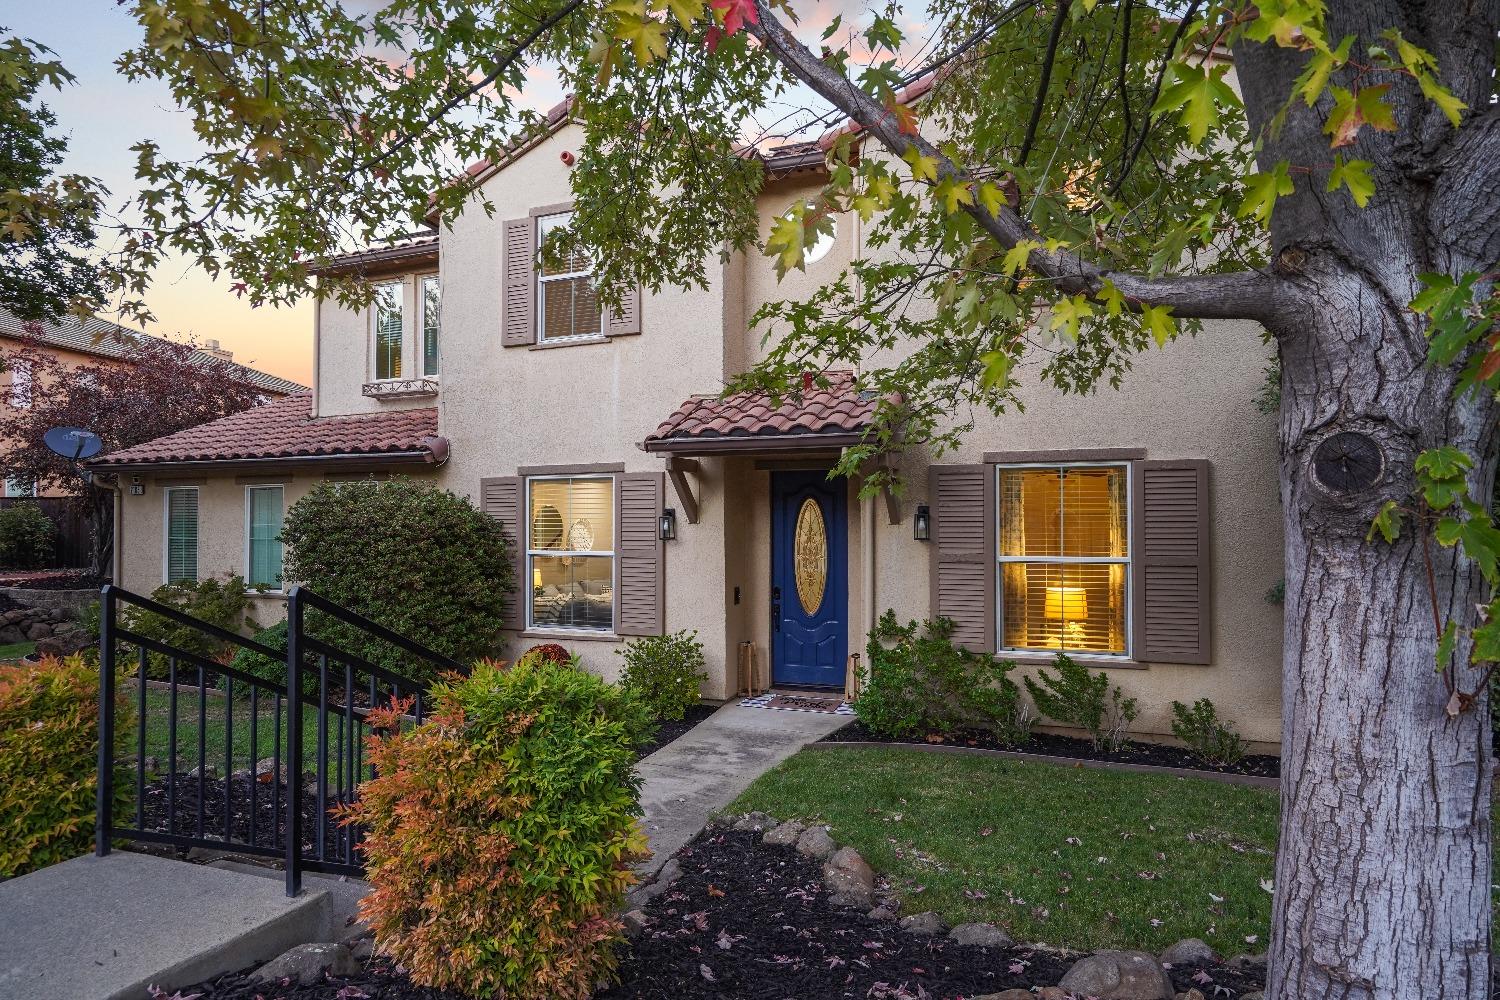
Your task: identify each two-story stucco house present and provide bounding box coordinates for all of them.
[88,99,1285,746]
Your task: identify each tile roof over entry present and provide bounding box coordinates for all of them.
[89,393,445,470]
[642,372,890,454]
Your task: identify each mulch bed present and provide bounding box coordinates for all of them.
[136,772,352,860]
[0,569,101,590]
[636,703,717,760]
[822,721,1281,779]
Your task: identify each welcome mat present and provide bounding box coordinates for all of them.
[739,691,855,715]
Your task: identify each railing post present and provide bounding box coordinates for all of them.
[95,586,116,857]
[285,587,304,897]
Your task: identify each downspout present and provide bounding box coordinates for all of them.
[310,289,322,416]
[862,477,876,649]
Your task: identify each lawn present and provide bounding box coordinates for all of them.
[0,640,36,662]
[128,682,342,775]
[732,746,1281,957]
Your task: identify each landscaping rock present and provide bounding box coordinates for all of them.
[1228,953,1268,971]
[822,847,875,909]
[899,911,946,936]
[732,811,775,832]
[948,922,1013,948]
[250,942,360,986]
[973,991,1036,1000]
[349,936,375,962]
[866,905,898,922]
[1059,949,1175,1000]
[1239,993,1264,1000]
[186,764,218,780]
[762,819,806,847]
[795,825,837,860]
[1161,937,1216,966]
[622,909,651,938]
[1176,990,1206,1000]
[625,858,683,909]
[1038,988,1070,1000]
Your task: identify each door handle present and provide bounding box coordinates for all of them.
[771,586,781,631]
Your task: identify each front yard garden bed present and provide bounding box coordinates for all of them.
[821,720,1281,779]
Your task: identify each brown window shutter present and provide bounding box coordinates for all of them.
[1131,459,1212,664]
[614,471,664,636]
[604,285,642,337]
[928,464,995,652]
[480,476,526,630]
[501,218,536,347]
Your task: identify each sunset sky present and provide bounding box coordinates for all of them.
[8,2,925,388]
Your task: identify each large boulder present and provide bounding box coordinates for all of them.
[1160,938,1216,966]
[762,819,806,847]
[948,922,1014,948]
[1059,950,1175,1000]
[251,942,360,986]
[822,847,875,909]
[795,825,837,860]
[898,911,947,936]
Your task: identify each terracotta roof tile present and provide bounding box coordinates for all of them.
[89,393,444,468]
[643,372,894,452]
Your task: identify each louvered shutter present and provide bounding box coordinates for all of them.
[929,465,995,652]
[1131,460,1211,664]
[481,477,526,630]
[614,472,664,636]
[502,219,536,347]
[604,286,642,337]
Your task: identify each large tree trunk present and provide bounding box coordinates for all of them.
[1269,258,1497,999]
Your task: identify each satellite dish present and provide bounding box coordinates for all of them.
[43,426,104,461]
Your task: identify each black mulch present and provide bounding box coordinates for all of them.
[637,704,718,760]
[822,721,1281,779]
[136,772,353,860]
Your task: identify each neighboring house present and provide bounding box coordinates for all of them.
[89,98,1284,746]
[1,308,306,497]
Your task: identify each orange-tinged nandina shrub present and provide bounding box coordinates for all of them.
[0,655,131,878]
[344,658,652,998]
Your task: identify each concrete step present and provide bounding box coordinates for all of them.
[0,851,333,1000]
[205,859,370,942]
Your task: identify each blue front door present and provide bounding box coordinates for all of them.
[771,470,848,687]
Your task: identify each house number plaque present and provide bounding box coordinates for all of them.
[794,497,827,617]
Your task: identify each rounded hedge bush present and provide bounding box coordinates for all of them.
[345,659,652,998]
[280,478,514,687]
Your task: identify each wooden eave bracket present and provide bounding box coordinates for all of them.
[664,456,701,524]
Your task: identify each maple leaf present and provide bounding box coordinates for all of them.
[1325,155,1375,208]
[710,0,758,36]
[885,96,919,136]
[1324,85,1396,147]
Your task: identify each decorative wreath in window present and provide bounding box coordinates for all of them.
[568,518,595,552]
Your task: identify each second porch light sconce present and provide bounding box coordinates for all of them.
[660,508,677,541]
[913,504,931,542]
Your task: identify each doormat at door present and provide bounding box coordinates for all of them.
[739,691,855,715]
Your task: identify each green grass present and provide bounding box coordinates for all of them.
[0,640,36,662]
[130,683,340,775]
[732,746,1281,956]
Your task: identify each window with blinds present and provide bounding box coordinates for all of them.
[373,280,403,380]
[246,486,284,589]
[537,212,602,342]
[420,275,440,377]
[527,476,615,631]
[164,487,199,584]
[998,465,1129,656]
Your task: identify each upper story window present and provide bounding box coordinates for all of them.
[4,476,36,497]
[164,486,200,584]
[8,359,33,409]
[527,475,614,632]
[537,212,602,343]
[245,485,285,590]
[372,281,403,381]
[420,275,440,377]
[997,464,1129,657]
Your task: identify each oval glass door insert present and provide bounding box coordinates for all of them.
[794,497,828,616]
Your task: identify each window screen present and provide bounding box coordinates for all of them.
[420,275,440,376]
[537,212,602,342]
[165,487,199,584]
[373,281,403,380]
[998,465,1129,655]
[527,476,614,631]
[246,486,284,589]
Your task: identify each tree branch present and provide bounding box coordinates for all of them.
[746,0,1284,325]
[1016,0,1070,167]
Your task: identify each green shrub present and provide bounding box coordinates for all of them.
[344,659,651,998]
[855,612,1032,744]
[0,501,56,570]
[0,655,132,878]
[1169,698,1247,767]
[122,576,255,678]
[617,629,707,722]
[281,479,513,687]
[1024,653,1138,753]
[228,619,290,689]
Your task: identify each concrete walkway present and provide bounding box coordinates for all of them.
[636,700,849,874]
[0,851,344,1000]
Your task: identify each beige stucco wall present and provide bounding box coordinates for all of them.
[314,273,439,418]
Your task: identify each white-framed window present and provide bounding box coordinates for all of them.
[526,475,615,631]
[164,487,200,584]
[8,359,33,409]
[785,200,837,265]
[420,274,441,377]
[536,211,602,343]
[4,476,36,497]
[245,485,285,590]
[372,280,404,381]
[996,463,1131,657]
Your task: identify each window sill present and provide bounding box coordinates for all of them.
[362,377,439,400]
[1001,650,1147,670]
[527,336,609,351]
[519,628,621,643]
[245,590,287,600]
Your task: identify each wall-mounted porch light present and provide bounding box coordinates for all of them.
[660,508,677,541]
[913,504,931,542]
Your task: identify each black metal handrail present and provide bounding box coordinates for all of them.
[95,583,454,896]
